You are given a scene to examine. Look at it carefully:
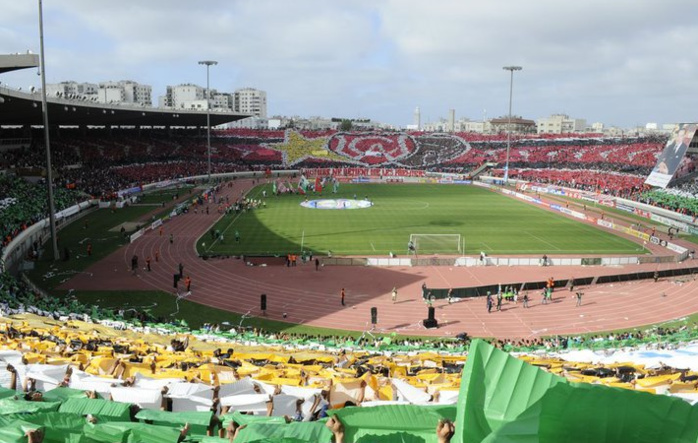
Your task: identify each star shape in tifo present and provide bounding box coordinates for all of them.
[269,131,347,165]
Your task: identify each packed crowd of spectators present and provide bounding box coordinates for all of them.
[504,168,647,197]
[1,267,697,361]
[0,128,685,261]
[0,263,696,441]
[0,176,85,253]
[638,187,698,218]
[0,129,669,201]
[1,128,697,441]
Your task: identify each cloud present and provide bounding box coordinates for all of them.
[2,0,697,127]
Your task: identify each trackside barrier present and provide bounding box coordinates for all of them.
[366,258,411,267]
[412,258,456,267]
[638,255,679,264]
[2,200,96,275]
[129,228,145,243]
[358,256,648,267]
[600,257,639,265]
[453,256,642,268]
[426,266,698,300]
[323,258,369,266]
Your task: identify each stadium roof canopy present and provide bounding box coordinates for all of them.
[0,53,39,74]
[0,86,250,127]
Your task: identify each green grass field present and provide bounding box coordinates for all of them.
[136,186,193,205]
[23,184,680,338]
[199,184,647,256]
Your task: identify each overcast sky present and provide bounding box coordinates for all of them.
[1,1,697,128]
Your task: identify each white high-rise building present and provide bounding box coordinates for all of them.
[97,80,152,106]
[537,114,587,134]
[45,81,99,99]
[159,84,205,109]
[234,87,267,118]
[120,81,151,106]
[212,92,234,110]
[414,106,421,130]
[45,80,152,105]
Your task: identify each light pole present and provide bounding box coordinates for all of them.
[503,65,522,185]
[38,0,59,260]
[198,60,217,183]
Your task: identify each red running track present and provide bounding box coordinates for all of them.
[61,180,698,339]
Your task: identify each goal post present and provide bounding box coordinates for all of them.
[409,234,462,255]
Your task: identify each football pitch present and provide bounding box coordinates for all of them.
[198,183,646,256]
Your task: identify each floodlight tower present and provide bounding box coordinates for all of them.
[503,65,522,185]
[38,0,59,260]
[198,60,218,182]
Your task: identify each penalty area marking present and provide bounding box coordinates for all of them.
[523,231,561,251]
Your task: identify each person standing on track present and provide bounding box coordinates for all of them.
[185,276,192,293]
[391,287,398,303]
[341,288,345,306]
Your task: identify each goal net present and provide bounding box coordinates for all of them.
[409,234,462,254]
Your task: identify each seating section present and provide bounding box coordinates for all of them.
[0,129,685,267]
[504,168,647,197]
[639,187,698,218]
[0,176,84,253]
[2,128,696,441]
[1,129,669,201]
[0,284,696,442]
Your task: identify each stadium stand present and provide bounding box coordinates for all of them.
[0,128,669,201]
[0,176,85,253]
[6,126,698,440]
[0,303,696,442]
